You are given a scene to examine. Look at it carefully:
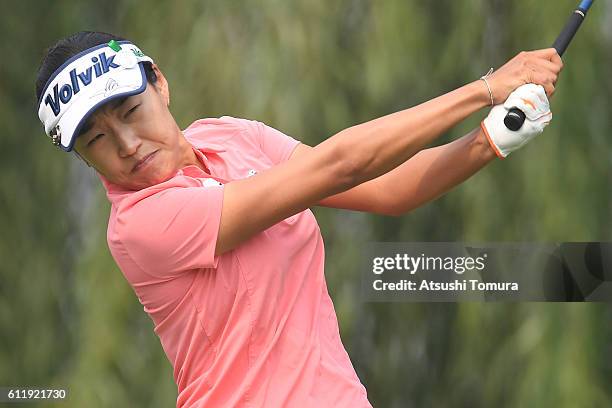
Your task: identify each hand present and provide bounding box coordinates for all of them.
[485,48,563,104]
[481,83,552,158]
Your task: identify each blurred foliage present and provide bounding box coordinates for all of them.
[1,0,611,407]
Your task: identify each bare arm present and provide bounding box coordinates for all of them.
[310,127,495,215]
[215,49,562,255]
[216,81,489,254]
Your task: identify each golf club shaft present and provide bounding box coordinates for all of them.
[503,0,594,131]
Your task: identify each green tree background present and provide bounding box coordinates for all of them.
[1,0,611,406]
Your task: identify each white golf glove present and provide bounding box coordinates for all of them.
[481,83,553,158]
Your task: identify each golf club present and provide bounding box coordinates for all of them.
[503,0,594,131]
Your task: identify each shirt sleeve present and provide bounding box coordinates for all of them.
[118,184,225,279]
[257,121,301,165]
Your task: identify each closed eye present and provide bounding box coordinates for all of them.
[125,104,140,117]
[87,134,104,146]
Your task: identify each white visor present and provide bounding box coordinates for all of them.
[37,40,154,152]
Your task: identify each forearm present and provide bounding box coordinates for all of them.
[326,80,490,185]
[377,127,496,216]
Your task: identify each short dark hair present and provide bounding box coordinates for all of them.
[35,30,157,103]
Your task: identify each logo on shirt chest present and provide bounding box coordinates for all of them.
[201,178,223,187]
[199,169,257,187]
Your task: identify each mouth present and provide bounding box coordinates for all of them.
[132,150,159,173]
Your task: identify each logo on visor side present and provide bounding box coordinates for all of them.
[89,78,134,99]
[105,78,119,94]
[44,52,120,117]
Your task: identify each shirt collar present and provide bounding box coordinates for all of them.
[190,140,226,154]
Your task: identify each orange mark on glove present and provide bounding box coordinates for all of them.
[480,120,505,159]
[521,98,536,111]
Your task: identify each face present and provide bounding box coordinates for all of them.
[73,64,201,190]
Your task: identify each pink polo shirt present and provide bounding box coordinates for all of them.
[99,116,372,407]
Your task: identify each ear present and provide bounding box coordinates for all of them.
[150,63,171,106]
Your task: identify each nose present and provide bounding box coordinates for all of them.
[116,127,143,158]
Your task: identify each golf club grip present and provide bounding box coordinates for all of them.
[503,4,591,131]
[552,10,587,55]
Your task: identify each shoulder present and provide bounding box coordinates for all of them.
[183,115,260,141]
[111,182,223,245]
[183,115,266,157]
[110,177,206,229]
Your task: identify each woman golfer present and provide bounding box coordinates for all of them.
[36,31,562,407]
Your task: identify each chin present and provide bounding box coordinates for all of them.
[144,168,175,188]
[121,162,175,190]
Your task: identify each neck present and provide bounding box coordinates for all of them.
[190,148,209,172]
[179,136,208,173]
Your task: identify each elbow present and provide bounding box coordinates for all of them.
[337,155,362,190]
[332,126,376,187]
[328,145,360,192]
